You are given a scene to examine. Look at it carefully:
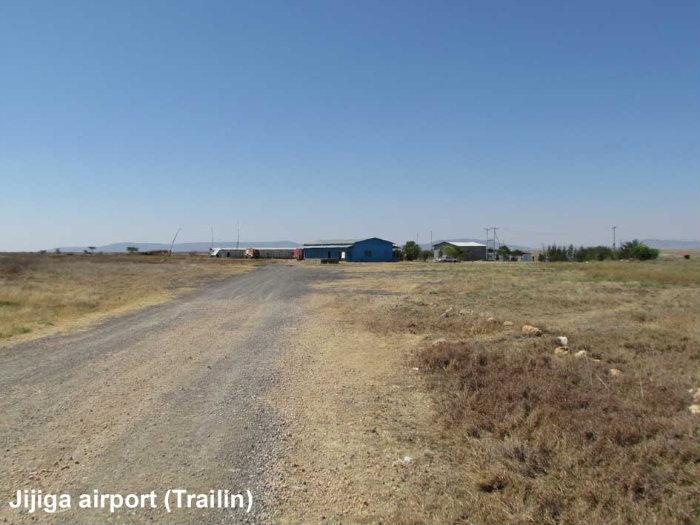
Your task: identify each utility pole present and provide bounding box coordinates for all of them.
[484,227,491,260]
[612,226,617,249]
[169,227,182,256]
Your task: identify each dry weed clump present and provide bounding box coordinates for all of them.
[420,340,700,524]
[0,253,42,276]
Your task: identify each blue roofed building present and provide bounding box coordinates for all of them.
[303,238,395,262]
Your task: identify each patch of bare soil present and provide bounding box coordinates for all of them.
[268,292,469,523]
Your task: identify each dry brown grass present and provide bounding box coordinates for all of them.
[0,252,257,342]
[290,259,700,524]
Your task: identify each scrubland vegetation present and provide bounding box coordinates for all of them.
[292,256,699,524]
[540,239,660,262]
[0,253,255,341]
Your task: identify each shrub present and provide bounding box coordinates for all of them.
[420,340,697,523]
[442,244,463,259]
[573,245,616,262]
[540,243,657,262]
[402,241,421,261]
[496,245,512,260]
[619,240,659,261]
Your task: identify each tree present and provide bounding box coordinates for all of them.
[619,240,659,261]
[126,246,139,254]
[419,250,433,261]
[402,241,421,261]
[442,244,463,259]
[496,245,512,260]
[541,244,568,262]
[88,246,97,253]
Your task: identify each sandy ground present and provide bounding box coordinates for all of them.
[267,266,466,523]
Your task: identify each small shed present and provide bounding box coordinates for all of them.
[303,238,394,262]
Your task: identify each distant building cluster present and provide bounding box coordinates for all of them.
[210,237,532,262]
[211,237,396,262]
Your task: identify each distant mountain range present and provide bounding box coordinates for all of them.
[55,241,301,253]
[641,239,700,249]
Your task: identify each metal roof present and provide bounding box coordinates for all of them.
[303,244,353,249]
[303,239,358,247]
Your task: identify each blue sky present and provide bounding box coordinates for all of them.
[1,0,698,250]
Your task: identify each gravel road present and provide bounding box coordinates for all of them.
[0,263,327,524]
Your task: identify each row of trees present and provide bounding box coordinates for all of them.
[539,240,659,262]
[401,239,659,262]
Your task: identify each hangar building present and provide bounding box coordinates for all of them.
[432,241,487,261]
[303,238,394,262]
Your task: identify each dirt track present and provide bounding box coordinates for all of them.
[0,263,328,523]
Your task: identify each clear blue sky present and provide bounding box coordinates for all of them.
[1,0,698,250]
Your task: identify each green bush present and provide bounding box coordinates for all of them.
[442,244,463,259]
[619,240,659,260]
[540,240,658,262]
[402,241,421,261]
[573,245,616,262]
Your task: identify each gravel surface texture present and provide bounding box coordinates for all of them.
[0,263,331,524]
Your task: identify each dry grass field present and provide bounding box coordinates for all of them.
[274,256,700,524]
[0,253,257,343]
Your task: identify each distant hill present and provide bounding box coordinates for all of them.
[55,241,301,253]
[641,239,700,250]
